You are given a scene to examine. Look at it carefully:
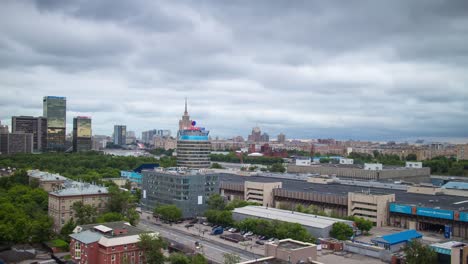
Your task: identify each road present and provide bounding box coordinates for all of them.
[138,220,261,263]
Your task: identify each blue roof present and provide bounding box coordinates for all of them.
[372,229,422,245]
[442,182,468,190]
[133,163,159,173]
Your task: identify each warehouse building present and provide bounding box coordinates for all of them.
[232,206,354,238]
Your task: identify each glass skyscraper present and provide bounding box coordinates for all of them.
[43,96,66,151]
[113,125,127,145]
[73,116,92,152]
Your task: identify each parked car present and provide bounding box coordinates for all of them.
[228,228,237,232]
[243,231,254,237]
[212,225,220,230]
[189,219,199,224]
[256,240,265,245]
[258,235,267,240]
[211,227,224,235]
[202,222,212,226]
[268,237,276,242]
[224,226,232,231]
[240,230,247,235]
[184,224,194,228]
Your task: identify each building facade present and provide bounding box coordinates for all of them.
[177,129,211,168]
[178,98,193,132]
[11,116,47,152]
[48,181,109,232]
[43,96,66,151]
[113,125,127,145]
[28,170,67,192]
[70,221,155,264]
[0,132,33,155]
[73,116,92,152]
[141,168,219,218]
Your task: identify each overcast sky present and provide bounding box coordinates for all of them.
[1,0,467,141]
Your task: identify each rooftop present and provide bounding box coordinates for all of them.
[233,206,352,229]
[442,182,468,190]
[219,174,468,211]
[50,180,108,196]
[277,240,313,250]
[371,229,422,245]
[27,169,67,181]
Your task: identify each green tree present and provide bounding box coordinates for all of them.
[353,217,373,234]
[97,212,125,223]
[330,222,354,240]
[72,201,98,225]
[168,253,190,264]
[223,253,241,264]
[138,233,166,264]
[60,218,77,242]
[191,254,208,264]
[403,240,437,264]
[210,163,224,169]
[154,205,182,222]
[207,194,225,210]
[107,185,139,225]
[405,154,418,161]
[269,163,286,173]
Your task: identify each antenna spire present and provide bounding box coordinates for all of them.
[184,97,188,115]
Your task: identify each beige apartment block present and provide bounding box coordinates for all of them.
[458,144,468,161]
[244,181,282,207]
[348,192,395,227]
[239,239,318,264]
[28,169,67,192]
[48,182,109,232]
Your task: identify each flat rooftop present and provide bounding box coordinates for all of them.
[219,174,468,211]
[50,180,108,196]
[28,169,67,181]
[233,206,351,229]
[277,240,312,250]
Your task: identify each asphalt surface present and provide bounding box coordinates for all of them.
[138,220,261,263]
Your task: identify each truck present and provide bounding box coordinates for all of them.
[211,227,224,235]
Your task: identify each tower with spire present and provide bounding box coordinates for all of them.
[179,98,193,132]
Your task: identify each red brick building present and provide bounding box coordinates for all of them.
[70,221,157,264]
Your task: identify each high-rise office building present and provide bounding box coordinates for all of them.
[113,125,126,145]
[0,132,33,155]
[0,121,8,134]
[277,133,286,143]
[73,116,92,152]
[43,96,66,151]
[177,129,211,168]
[12,116,47,152]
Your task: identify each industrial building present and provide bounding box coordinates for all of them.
[219,174,468,238]
[232,206,354,238]
[287,162,430,181]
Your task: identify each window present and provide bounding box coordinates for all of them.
[112,247,115,251]
[111,254,116,260]
[124,245,127,250]
[139,251,142,256]
[132,252,135,256]
[75,242,81,259]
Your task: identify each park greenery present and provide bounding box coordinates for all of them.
[210,162,224,169]
[0,170,53,244]
[403,240,437,264]
[148,148,175,157]
[330,222,354,240]
[0,151,160,183]
[168,253,208,264]
[210,152,284,165]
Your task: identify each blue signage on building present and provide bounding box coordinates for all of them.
[416,207,453,220]
[444,225,452,239]
[459,212,468,222]
[389,203,412,214]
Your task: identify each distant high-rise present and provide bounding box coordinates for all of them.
[176,100,211,168]
[113,125,127,145]
[43,96,66,151]
[12,116,47,152]
[248,126,262,142]
[277,133,286,143]
[0,132,33,155]
[73,117,92,152]
[178,98,193,132]
[0,121,9,134]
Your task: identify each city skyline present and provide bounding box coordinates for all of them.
[1,1,467,141]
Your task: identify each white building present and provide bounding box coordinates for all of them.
[339,158,354,165]
[364,163,383,170]
[405,162,423,169]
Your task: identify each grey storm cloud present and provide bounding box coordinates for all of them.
[0,0,467,141]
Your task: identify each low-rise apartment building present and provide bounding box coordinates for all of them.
[49,181,109,232]
[27,169,67,192]
[70,221,157,264]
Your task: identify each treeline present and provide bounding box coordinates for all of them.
[210,152,284,165]
[0,151,160,182]
[0,170,53,243]
[423,157,468,176]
